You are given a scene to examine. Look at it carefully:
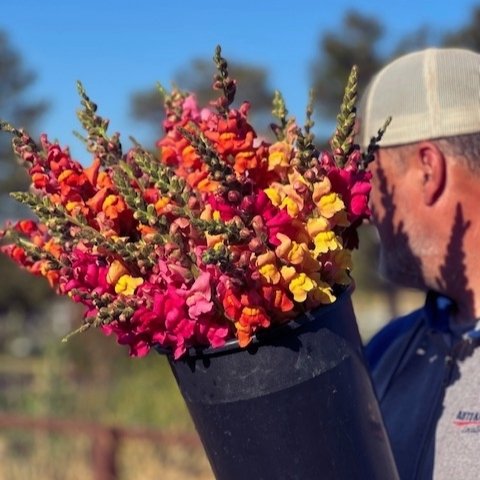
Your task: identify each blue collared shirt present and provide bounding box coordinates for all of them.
[365,291,479,480]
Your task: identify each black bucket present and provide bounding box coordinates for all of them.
[158,290,398,480]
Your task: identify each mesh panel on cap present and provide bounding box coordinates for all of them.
[358,48,480,149]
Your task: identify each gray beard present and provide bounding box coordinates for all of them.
[378,244,426,291]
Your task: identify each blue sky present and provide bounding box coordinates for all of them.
[1,0,479,161]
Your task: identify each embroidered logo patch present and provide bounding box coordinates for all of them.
[453,410,480,433]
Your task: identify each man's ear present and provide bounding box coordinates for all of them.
[416,141,446,206]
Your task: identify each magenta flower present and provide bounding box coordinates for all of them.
[252,190,296,246]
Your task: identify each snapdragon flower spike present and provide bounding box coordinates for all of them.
[212,45,237,116]
[271,90,289,141]
[330,65,358,167]
[75,81,123,168]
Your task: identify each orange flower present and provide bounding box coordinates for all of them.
[57,169,75,184]
[32,172,49,189]
[262,285,294,312]
[86,187,109,213]
[235,305,270,347]
[160,144,179,166]
[45,269,60,288]
[185,166,219,193]
[154,197,171,214]
[40,262,60,287]
[97,171,113,190]
[107,259,129,285]
[234,150,257,174]
[137,224,157,236]
[43,239,62,259]
[102,195,127,220]
[223,288,242,320]
[84,157,101,186]
[181,144,202,169]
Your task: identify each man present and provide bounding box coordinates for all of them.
[359,48,480,480]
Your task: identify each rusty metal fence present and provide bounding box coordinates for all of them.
[0,413,206,480]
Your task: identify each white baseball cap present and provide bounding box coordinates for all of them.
[358,48,480,149]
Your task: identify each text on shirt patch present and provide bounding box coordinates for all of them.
[453,410,480,433]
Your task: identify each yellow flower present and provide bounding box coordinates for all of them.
[259,264,281,284]
[268,151,289,170]
[205,233,226,248]
[115,275,144,296]
[256,251,281,284]
[310,281,336,305]
[289,273,315,303]
[276,233,307,263]
[312,177,332,202]
[268,141,292,170]
[65,200,80,213]
[330,250,353,285]
[287,170,308,186]
[275,233,292,260]
[280,265,296,283]
[280,185,303,217]
[275,234,320,272]
[316,192,345,219]
[200,204,214,221]
[314,231,342,255]
[287,241,307,265]
[264,187,282,207]
[213,241,226,251]
[280,196,301,217]
[306,217,330,238]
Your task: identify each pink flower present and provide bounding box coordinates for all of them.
[63,249,109,296]
[181,272,214,320]
[326,164,372,222]
[102,323,151,357]
[206,194,238,221]
[196,321,230,349]
[181,94,201,122]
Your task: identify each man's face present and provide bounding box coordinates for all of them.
[368,147,427,289]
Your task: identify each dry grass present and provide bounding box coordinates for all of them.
[0,431,214,480]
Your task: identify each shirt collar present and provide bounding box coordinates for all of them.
[424,290,480,339]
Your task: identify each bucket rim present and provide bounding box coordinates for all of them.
[155,284,354,360]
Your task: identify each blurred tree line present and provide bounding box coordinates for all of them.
[2,6,480,351]
[0,30,52,350]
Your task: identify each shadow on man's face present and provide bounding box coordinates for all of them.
[370,159,425,289]
[434,203,474,319]
[370,157,473,315]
